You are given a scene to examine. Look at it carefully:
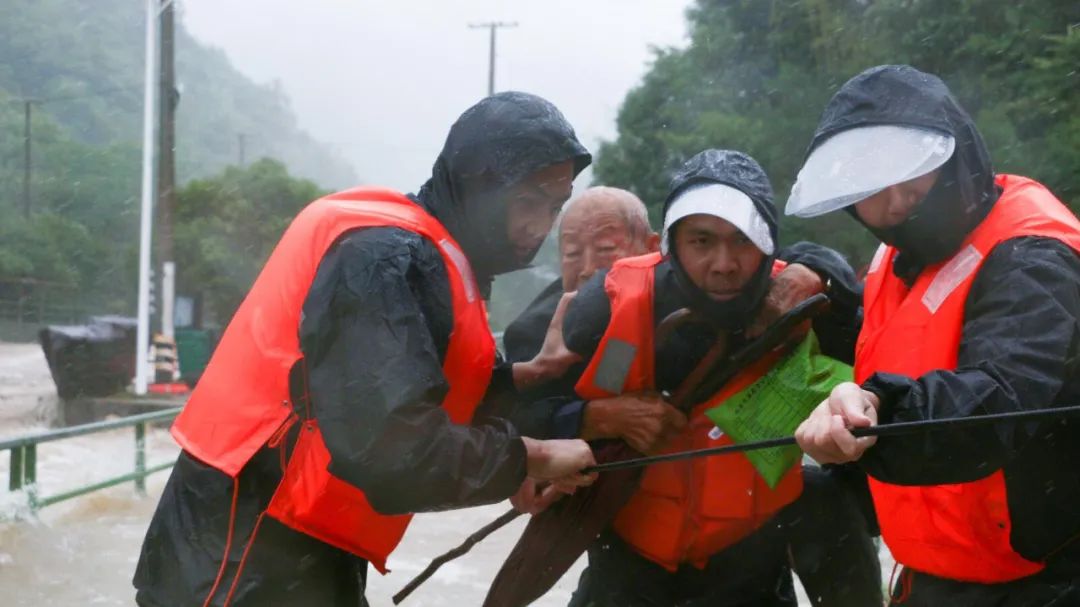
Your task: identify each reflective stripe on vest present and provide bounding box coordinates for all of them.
[171,187,495,572]
[857,174,1080,583]
[575,254,802,571]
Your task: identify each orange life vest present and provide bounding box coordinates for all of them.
[575,253,803,571]
[171,187,495,573]
[857,174,1080,583]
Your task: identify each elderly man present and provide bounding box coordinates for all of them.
[559,186,660,293]
[502,187,660,430]
[504,186,657,359]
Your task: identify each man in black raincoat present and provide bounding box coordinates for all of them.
[545,149,882,606]
[792,65,1080,605]
[133,92,599,607]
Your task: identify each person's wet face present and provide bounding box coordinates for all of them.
[505,161,575,263]
[853,169,940,229]
[673,214,764,301]
[559,191,657,292]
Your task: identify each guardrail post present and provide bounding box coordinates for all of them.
[134,421,146,495]
[9,447,23,491]
[24,444,37,511]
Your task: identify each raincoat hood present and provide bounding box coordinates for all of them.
[415,92,591,292]
[792,65,998,270]
[661,149,779,330]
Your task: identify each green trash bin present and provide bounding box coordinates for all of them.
[175,328,216,387]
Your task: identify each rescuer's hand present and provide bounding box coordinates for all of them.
[581,392,687,455]
[509,478,563,515]
[522,437,598,493]
[513,291,583,390]
[747,263,824,339]
[795,381,879,464]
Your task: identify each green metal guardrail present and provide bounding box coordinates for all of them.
[1,406,181,512]
[3,330,504,512]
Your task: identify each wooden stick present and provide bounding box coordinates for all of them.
[392,508,521,604]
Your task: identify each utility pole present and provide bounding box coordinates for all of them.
[22,100,33,218]
[157,0,178,341]
[468,21,517,96]
[237,133,246,166]
[135,0,160,395]
[11,88,135,219]
[157,0,177,308]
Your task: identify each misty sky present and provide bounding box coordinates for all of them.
[180,0,692,192]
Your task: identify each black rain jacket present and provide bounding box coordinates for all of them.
[134,92,590,607]
[812,66,1080,585]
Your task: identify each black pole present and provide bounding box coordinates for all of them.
[584,404,1080,474]
[392,403,1080,603]
[469,21,516,97]
[157,0,176,267]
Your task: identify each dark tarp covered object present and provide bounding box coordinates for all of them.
[38,315,136,400]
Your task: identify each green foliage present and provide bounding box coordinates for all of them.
[0,155,321,321]
[0,0,354,323]
[0,210,104,288]
[0,0,356,187]
[0,104,141,311]
[595,0,1080,265]
[174,159,325,324]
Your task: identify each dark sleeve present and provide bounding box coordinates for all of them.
[495,395,586,440]
[860,237,1080,485]
[563,269,613,359]
[497,270,615,440]
[550,400,587,438]
[822,463,879,536]
[472,359,547,435]
[484,348,587,440]
[483,282,591,440]
[502,278,564,363]
[482,301,588,440]
[301,228,526,515]
[778,241,863,364]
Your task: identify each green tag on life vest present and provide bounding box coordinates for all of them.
[704,332,852,488]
